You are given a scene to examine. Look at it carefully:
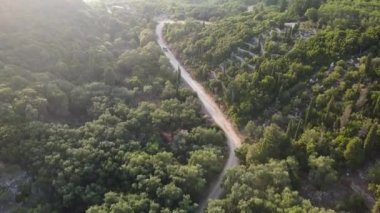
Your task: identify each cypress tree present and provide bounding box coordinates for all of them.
[364,123,377,156]
[176,66,181,95]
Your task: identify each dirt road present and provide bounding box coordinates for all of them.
[156,20,242,212]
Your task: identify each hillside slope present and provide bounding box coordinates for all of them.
[164,0,380,211]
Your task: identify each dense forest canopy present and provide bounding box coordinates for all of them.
[0,0,379,212]
[0,0,229,212]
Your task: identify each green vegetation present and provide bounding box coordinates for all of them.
[368,163,380,212]
[0,0,228,212]
[207,157,334,212]
[1,0,379,212]
[164,0,380,211]
[104,0,259,21]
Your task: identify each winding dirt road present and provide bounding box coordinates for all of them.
[156,20,242,212]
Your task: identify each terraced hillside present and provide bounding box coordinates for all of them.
[164,0,380,212]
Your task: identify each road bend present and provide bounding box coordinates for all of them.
[156,20,242,212]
